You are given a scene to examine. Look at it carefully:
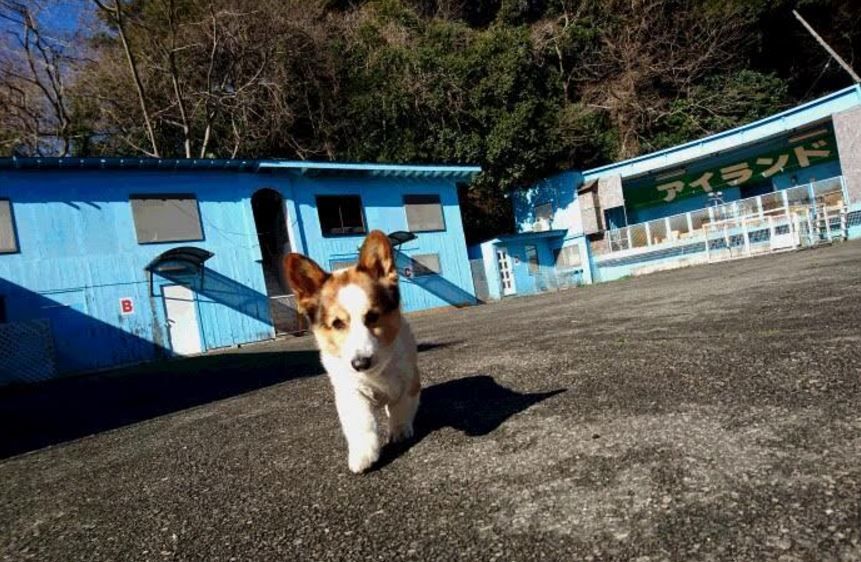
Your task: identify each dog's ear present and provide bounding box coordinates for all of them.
[284,253,329,316]
[357,230,397,284]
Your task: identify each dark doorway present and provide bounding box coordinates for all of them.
[251,189,301,333]
[252,188,290,269]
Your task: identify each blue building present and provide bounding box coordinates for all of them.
[0,158,480,381]
[472,85,861,299]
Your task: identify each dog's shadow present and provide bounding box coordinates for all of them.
[374,375,565,470]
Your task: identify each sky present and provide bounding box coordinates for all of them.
[38,1,93,34]
[0,0,94,40]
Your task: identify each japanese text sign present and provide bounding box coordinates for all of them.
[624,128,839,210]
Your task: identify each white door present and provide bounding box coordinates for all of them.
[497,248,516,296]
[163,285,203,355]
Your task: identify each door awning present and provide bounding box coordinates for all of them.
[387,231,417,249]
[145,246,214,296]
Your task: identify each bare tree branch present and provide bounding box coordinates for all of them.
[92,0,161,157]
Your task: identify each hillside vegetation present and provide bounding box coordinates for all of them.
[1,0,859,240]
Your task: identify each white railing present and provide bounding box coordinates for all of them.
[604,177,847,254]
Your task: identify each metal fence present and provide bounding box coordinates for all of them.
[0,320,57,385]
[532,265,585,292]
[703,202,850,263]
[604,177,848,255]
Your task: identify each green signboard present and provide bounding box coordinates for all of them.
[624,127,840,210]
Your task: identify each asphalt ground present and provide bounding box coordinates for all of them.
[2,241,861,561]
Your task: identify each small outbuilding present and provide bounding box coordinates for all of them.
[0,158,480,381]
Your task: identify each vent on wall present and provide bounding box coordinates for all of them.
[533,218,551,232]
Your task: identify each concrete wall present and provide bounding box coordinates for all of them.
[834,106,861,205]
[477,239,502,301]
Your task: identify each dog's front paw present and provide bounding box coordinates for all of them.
[347,441,380,474]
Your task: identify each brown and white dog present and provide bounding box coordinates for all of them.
[284,230,420,473]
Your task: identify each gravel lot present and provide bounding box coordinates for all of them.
[2,241,861,561]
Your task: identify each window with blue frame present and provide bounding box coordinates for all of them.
[317,195,366,236]
[603,206,627,230]
[0,199,18,254]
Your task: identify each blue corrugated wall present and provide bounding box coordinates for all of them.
[0,167,476,375]
[0,169,275,374]
[290,175,476,312]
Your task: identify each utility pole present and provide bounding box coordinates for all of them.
[793,9,861,84]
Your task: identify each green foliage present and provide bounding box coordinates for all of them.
[649,71,792,151]
[337,12,567,237]
[4,0,859,242]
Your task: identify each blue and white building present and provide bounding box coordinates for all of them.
[0,159,479,380]
[472,85,861,300]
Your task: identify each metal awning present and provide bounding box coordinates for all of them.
[145,247,214,296]
[387,231,417,249]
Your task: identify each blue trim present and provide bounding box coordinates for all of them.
[259,160,482,179]
[0,156,482,179]
[1,157,259,171]
[494,229,568,243]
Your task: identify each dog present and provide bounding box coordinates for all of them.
[284,230,420,473]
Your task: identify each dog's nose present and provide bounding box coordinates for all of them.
[351,356,372,371]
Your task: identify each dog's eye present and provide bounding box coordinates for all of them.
[364,311,379,325]
[331,318,346,330]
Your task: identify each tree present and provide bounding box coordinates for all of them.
[79,0,341,159]
[0,0,83,156]
[1,0,859,243]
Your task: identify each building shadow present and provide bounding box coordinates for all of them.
[0,278,171,377]
[156,266,273,326]
[0,340,459,459]
[374,375,565,470]
[395,251,477,308]
[0,349,324,459]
